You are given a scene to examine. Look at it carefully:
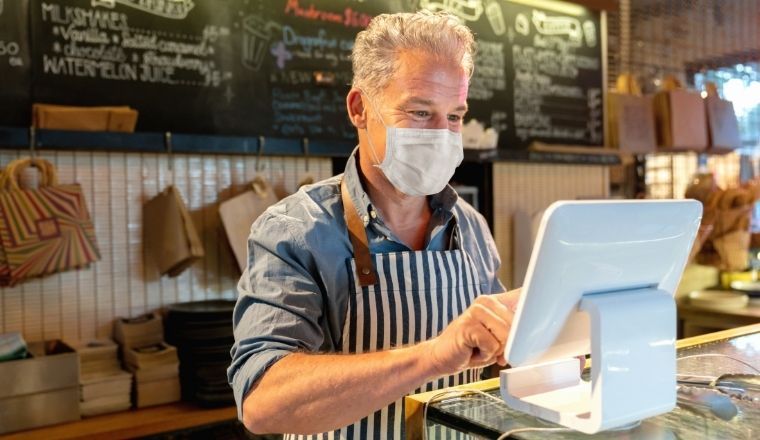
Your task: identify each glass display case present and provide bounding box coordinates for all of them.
[407,324,759,439]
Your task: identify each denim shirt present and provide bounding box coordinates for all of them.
[228,149,505,419]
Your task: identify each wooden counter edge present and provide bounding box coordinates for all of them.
[1,402,237,440]
[404,323,760,439]
[676,322,760,348]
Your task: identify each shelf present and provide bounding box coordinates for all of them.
[651,147,739,156]
[0,126,355,158]
[0,126,623,165]
[463,148,621,165]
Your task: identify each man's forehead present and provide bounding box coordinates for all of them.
[389,49,469,100]
[388,71,469,107]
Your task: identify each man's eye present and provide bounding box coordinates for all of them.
[410,110,429,118]
[448,114,462,122]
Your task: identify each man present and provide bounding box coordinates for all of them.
[228,10,519,439]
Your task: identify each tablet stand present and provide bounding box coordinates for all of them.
[500,287,676,434]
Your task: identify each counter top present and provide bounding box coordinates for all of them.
[406,323,760,440]
[1,402,236,440]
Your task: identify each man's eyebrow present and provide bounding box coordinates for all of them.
[400,97,468,112]
[400,97,434,107]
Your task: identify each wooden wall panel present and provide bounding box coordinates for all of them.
[492,163,610,289]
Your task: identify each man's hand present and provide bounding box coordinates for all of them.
[425,289,520,376]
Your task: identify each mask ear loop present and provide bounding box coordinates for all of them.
[357,88,386,167]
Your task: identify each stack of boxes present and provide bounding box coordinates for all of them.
[114,313,181,408]
[71,339,132,417]
[0,340,80,434]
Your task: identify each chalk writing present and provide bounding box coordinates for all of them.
[531,10,582,46]
[271,41,292,69]
[42,3,128,31]
[284,0,372,29]
[91,0,195,20]
[269,69,352,86]
[587,88,602,143]
[420,0,483,22]
[469,39,505,101]
[0,0,25,70]
[491,111,508,133]
[272,87,355,138]
[510,6,603,144]
[0,41,20,57]
[275,25,353,69]
[39,1,232,87]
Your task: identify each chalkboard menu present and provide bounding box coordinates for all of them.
[4,0,604,149]
[462,0,603,148]
[0,0,31,126]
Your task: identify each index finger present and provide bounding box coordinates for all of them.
[494,288,521,311]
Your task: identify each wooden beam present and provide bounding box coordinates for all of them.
[2,403,237,440]
[572,0,619,11]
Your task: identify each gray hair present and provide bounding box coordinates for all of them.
[351,10,476,97]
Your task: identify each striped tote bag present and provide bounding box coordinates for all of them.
[0,158,99,286]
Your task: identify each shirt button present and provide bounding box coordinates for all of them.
[361,267,371,275]
[370,210,377,219]
[362,215,369,224]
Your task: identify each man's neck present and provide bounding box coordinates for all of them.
[358,152,432,251]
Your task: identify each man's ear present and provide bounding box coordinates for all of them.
[346,88,367,129]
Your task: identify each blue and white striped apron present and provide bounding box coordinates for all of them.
[285,180,483,439]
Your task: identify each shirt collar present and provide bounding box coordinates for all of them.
[342,147,459,225]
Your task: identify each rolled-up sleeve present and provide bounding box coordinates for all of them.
[227,208,325,421]
[463,206,506,295]
[482,223,506,294]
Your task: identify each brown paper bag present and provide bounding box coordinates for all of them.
[219,177,279,272]
[713,230,750,271]
[33,103,138,132]
[653,77,708,151]
[143,186,204,277]
[704,81,741,151]
[705,97,741,151]
[607,74,657,154]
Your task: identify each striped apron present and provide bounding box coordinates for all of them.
[285,182,483,439]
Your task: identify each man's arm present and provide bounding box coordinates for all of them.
[242,291,518,435]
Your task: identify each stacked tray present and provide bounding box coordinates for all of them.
[165,300,236,407]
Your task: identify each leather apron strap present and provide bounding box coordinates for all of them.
[341,180,378,287]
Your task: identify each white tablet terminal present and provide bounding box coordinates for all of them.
[501,199,702,433]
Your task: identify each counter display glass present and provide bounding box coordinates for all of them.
[421,328,759,439]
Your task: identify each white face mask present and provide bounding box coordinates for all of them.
[363,95,464,197]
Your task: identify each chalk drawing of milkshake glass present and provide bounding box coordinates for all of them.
[485,0,505,36]
[242,15,275,71]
